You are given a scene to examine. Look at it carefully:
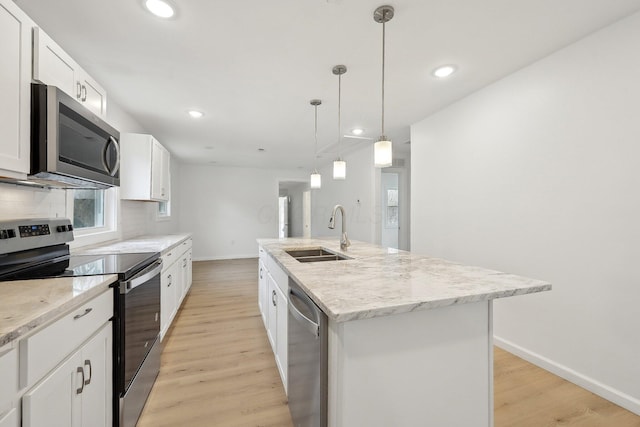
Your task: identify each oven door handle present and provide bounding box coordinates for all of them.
[123,260,163,293]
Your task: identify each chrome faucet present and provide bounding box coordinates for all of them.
[328,204,350,250]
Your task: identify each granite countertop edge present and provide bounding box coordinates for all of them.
[257,237,552,323]
[0,274,118,348]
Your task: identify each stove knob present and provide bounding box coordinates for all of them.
[68,224,73,231]
[0,230,6,239]
[7,229,15,238]
[56,225,66,232]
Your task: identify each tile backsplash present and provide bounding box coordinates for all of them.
[0,184,66,220]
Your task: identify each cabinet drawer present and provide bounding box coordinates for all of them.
[179,238,192,253]
[162,248,178,271]
[19,289,113,389]
[264,254,288,295]
[0,346,17,415]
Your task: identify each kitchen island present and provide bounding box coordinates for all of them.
[258,238,551,427]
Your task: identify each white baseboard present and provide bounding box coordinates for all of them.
[494,336,640,416]
[193,254,257,261]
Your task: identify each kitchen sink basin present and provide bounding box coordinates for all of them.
[285,248,349,263]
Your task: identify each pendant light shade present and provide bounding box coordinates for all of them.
[374,139,392,167]
[310,99,322,189]
[332,65,347,180]
[333,160,346,180]
[373,5,394,168]
[310,171,322,189]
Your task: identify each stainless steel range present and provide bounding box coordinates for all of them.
[0,218,161,427]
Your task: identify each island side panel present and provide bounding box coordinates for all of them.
[328,301,493,427]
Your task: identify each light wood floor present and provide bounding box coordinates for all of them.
[138,259,640,427]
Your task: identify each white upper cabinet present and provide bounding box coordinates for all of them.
[0,0,33,178]
[120,133,171,202]
[32,27,107,118]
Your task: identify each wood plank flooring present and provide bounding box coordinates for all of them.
[138,259,640,427]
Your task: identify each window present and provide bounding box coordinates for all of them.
[157,200,171,219]
[66,187,119,247]
[73,190,105,229]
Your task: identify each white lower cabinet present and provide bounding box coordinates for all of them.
[266,273,277,350]
[160,238,193,340]
[161,260,179,339]
[274,283,288,389]
[258,259,267,326]
[22,323,111,427]
[257,246,288,393]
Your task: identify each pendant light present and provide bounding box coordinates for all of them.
[310,99,322,189]
[373,5,394,168]
[332,65,347,180]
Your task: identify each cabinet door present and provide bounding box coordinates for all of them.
[0,0,31,177]
[186,250,193,293]
[160,262,179,340]
[179,254,188,303]
[258,259,266,323]
[80,325,111,427]
[275,283,288,391]
[32,27,79,99]
[150,140,168,201]
[22,351,83,427]
[78,69,107,119]
[266,273,278,351]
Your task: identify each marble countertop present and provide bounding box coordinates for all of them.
[258,238,551,323]
[77,233,191,255]
[0,275,117,347]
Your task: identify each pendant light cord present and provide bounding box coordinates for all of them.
[338,73,342,158]
[314,104,318,170]
[381,10,386,138]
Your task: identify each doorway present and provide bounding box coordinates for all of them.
[380,166,410,250]
[278,181,310,238]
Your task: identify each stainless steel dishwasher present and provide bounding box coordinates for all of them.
[288,278,328,427]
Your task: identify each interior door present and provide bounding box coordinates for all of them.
[278,197,289,238]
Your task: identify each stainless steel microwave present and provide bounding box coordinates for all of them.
[30,83,120,189]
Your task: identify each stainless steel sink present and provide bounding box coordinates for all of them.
[285,248,349,263]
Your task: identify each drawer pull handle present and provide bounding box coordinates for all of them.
[76,367,85,394]
[167,252,172,256]
[84,360,92,385]
[272,290,277,306]
[73,308,93,320]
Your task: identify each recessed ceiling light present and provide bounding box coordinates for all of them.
[351,128,364,135]
[145,0,175,18]
[432,65,457,78]
[188,110,203,118]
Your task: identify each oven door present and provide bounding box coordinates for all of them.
[118,259,162,393]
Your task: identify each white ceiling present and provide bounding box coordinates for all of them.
[15,0,640,169]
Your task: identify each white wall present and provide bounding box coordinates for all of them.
[310,145,380,243]
[177,164,307,260]
[411,12,640,414]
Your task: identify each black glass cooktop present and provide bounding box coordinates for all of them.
[0,252,159,282]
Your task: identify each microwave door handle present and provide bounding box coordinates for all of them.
[102,136,120,176]
[109,136,120,177]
